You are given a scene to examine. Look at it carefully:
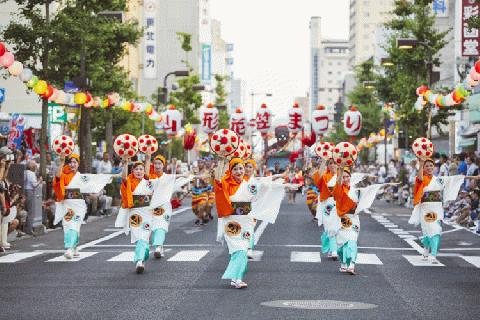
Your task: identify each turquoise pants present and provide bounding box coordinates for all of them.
[337,240,358,266]
[64,229,79,249]
[151,228,167,247]
[422,234,441,257]
[222,250,248,281]
[321,232,337,254]
[134,239,150,263]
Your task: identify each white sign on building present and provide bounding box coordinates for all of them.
[144,0,157,79]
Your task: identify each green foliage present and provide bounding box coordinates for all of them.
[168,74,203,124]
[214,74,229,129]
[90,108,155,142]
[379,0,453,140]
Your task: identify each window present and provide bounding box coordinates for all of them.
[328,71,332,75]
[328,89,332,93]
[328,80,332,84]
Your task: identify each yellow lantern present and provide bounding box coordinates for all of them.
[33,80,48,95]
[74,92,87,105]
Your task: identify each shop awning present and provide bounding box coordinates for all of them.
[461,123,480,137]
[459,137,476,147]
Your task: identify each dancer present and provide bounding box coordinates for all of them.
[191,159,212,225]
[409,158,468,263]
[333,166,385,275]
[313,158,339,260]
[304,175,319,221]
[149,154,190,259]
[53,153,112,259]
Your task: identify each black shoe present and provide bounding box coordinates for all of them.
[208,214,214,221]
[154,251,161,259]
[0,247,4,253]
[195,219,201,226]
[202,219,209,224]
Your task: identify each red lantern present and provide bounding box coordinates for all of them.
[0,42,5,57]
[230,108,246,136]
[183,130,196,150]
[199,103,219,134]
[256,103,272,135]
[475,60,480,74]
[163,105,182,136]
[288,102,303,134]
[311,105,329,136]
[42,84,54,100]
[344,105,362,137]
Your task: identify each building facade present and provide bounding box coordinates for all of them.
[349,0,394,67]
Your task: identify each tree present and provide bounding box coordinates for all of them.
[378,0,454,144]
[214,74,229,129]
[1,0,142,173]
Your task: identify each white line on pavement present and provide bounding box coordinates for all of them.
[47,252,98,262]
[167,250,209,261]
[461,256,480,268]
[0,252,44,263]
[290,251,321,263]
[356,253,383,265]
[404,238,424,254]
[254,220,269,246]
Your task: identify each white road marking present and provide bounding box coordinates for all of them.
[249,250,264,262]
[108,249,173,261]
[461,256,480,268]
[441,247,480,251]
[290,251,321,263]
[183,228,203,235]
[403,255,444,267]
[47,251,98,262]
[398,234,417,239]
[383,224,398,228]
[405,239,424,254]
[356,253,383,265]
[0,252,44,263]
[254,220,269,245]
[167,250,209,262]
[77,230,124,250]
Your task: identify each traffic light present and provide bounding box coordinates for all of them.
[334,102,344,123]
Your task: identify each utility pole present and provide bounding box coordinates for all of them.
[40,0,50,180]
[78,39,92,173]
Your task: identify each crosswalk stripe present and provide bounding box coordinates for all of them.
[47,252,98,262]
[461,256,480,268]
[167,250,209,262]
[383,224,398,228]
[0,252,44,263]
[356,253,383,265]
[403,255,445,266]
[249,250,264,262]
[290,251,321,263]
[108,249,172,262]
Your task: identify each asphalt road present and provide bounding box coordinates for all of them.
[0,197,479,320]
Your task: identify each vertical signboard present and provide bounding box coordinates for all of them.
[144,0,157,79]
[462,0,480,57]
[201,44,211,81]
[432,0,448,17]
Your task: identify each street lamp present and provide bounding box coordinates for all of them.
[160,70,190,106]
[380,58,394,67]
[363,81,376,89]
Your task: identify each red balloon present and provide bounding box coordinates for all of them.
[42,84,54,99]
[0,43,5,57]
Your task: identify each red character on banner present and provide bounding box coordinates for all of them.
[288,102,303,134]
[343,105,362,139]
[256,103,272,135]
[163,105,182,136]
[200,103,219,134]
[311,105,329,137]
[230,108,246,136]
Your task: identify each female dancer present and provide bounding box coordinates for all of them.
[333,166,385,275]
[313,158,339,260]
[117,155,153,273]
[191,159,212,225]
[53,153,111,259]
[409,158,467,263]
[148,154,190,259]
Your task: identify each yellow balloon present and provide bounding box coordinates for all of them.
[33,80,48,95]
[74,92,87,105]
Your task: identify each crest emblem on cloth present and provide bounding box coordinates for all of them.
[247,183,258,195]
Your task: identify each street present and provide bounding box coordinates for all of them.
[0,197,479,320]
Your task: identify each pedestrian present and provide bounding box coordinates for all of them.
[438,154,449,177]
[97,152,112,174]
[312,158,339,260]
[408,158,473,264]
[191,159,213,225]
[24,160,43,234]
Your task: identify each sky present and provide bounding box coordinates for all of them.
[210,0,349,118]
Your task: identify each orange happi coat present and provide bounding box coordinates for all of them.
[413,175,433,206]
[333,183,357,217]
[121,173,143,209]
[214,171,242,218]
[313,169,335,202]
[52,166,76,202]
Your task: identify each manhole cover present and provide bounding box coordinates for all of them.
[261,300,378,310]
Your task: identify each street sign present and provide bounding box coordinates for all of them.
[48,103,66,123]
[0,88,5,104]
